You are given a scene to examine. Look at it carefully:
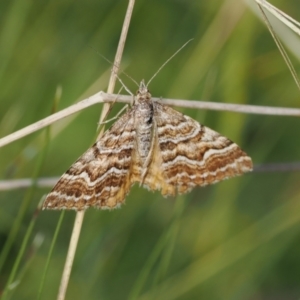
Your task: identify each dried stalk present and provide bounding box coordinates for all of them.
[1,160,300,191]
[254,0,300,36]
[56,1,135,300]
[255,1,300,91]
[1,93,300,149]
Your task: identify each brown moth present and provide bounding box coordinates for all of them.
[43,80,252,210]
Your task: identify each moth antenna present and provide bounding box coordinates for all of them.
[89,46,139,89]
[99,85,124,124]
[146,38,194,87]
[115,74,134,96]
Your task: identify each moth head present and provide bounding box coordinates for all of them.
[136,80,151,102]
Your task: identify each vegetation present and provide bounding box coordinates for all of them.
[0,0,300,299]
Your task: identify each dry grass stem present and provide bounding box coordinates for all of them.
[254,0,300,36]
[56,1,135,300]
[255,2,300,91]
[254,162,300,172]
[97,0,135,133]
[57,211,85,300]
[2,159,300,192]
[0,177,59,190]
[1,93,300,149]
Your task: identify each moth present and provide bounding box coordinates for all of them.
[43,80,252,210]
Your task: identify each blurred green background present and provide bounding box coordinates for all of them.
[1,0,300,299]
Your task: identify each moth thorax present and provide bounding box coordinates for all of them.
[136,80,152,104]
[136,90,152,104]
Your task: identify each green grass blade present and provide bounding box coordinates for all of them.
[37,210,65,300]
[1,202,42,300]
[152,196,186,285]
[128,197,186,300]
